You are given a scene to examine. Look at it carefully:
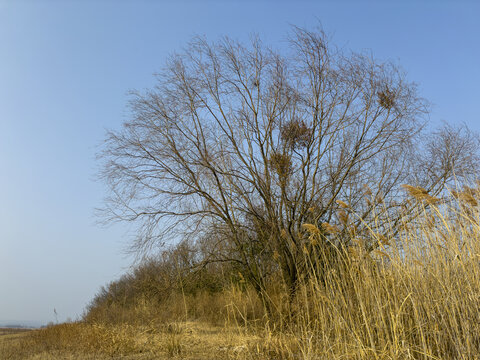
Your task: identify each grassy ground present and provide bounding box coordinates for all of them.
[5,187,480,359]
[0,327,31,340]
[0,322,270,360]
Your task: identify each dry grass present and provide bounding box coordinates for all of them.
[4,186,480,359]
[0,322,267,359]
[262,185,480,359]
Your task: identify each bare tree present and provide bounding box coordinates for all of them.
[99,27,480,305]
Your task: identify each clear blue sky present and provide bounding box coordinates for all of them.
[1,0,479,326]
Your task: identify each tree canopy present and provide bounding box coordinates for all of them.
[100,27,480,302]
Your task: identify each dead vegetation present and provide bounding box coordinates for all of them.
[3,185,480,359]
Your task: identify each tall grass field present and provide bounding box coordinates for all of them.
[3,185,480,359]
